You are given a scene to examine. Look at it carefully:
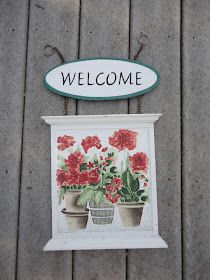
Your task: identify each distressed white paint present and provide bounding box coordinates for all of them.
[42,114,167,250]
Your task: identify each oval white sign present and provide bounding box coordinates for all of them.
[44,58,160,100]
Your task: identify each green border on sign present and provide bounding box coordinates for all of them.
[43,57,160,101]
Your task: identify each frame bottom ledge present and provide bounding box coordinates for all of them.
[44,235,167,251]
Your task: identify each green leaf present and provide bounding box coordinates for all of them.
[125,197,132,202]
[110,166,117,174]
[106,160,112,166]
[94,191,104,206]
[77,189,94,206]
[80,163,87,172]
[75,145,81,152]
[125,194,132,199]
[137,190,145,196]
[121,187,130,195]
[105,175,113,179]
[141,196,148,202]
[122,169,134,187]
[131,178,139,192]
[59,163,66,170]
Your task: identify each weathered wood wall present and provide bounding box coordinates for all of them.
[0,0,209,279]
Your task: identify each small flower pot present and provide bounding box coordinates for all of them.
[117,203,144,227]
[89,201,115,225]
[64,190,86,213]
[61,208,89,230]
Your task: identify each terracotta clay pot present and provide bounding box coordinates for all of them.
[117,203,144,227]
[89,201,115,225]
[64,190,86,213]
[62,208,89,230]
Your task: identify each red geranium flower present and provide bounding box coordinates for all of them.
[88,168,100,185]
[57,135,75,151]
[129,152,149,173]
[56,169,69,187]
[81,135,102,153]
[102,147,108,152]
[110,178,122,189]
[105,185,121,204]
[87,161,94,169]
[144,182,148,188]
[66,171,80,186]
[65,151,84,172]
[105,157,111,161]
[78,171,89,185]
[108,129,137,151]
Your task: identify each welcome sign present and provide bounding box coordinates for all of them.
[44,58,160,100]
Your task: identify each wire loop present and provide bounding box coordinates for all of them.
[43,45,67,115]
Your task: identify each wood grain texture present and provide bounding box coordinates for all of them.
[183,1,210,279]
[0,1,28,279]
[1,0,209,279]
[77,0,129,115]
[74,0,129,279]
[128,0,182,279]
[17,1,79,279]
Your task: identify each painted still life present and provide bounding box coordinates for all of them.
[57,129,149,230]
[42,114,167,250]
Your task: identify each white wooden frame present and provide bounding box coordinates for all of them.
[42,114,167,250]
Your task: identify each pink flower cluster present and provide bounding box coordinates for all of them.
[109,129,137,151]
[105,178,122,204]
[56,151,100,187]
[129,152,148,173]
[57,135,75,151]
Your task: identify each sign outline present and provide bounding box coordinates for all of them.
[43,57,160,101]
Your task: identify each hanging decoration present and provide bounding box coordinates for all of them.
[42,34,167,250]
[44,58,159,101]
[42,114,167,250]
[43,35,159,101]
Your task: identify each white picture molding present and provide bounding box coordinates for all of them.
[42,114,167,250]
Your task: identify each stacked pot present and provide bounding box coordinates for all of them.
[62,190,89,230]
[62,191,145,230]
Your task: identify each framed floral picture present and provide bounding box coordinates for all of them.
[42,114,167,250]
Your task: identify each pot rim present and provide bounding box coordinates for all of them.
[65,189,83,194]
[117,202,144,208]
[61,208,89,216]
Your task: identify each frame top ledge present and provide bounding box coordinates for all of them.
[41,114,162,125]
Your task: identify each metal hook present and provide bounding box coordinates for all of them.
[138,33,148,45]
[133,33,148,60]
[43,45,55,57]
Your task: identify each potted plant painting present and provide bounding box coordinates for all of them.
[77,136,121,225]
[56,136,89,230]
[56,129,150,230]
[108,129,150,227]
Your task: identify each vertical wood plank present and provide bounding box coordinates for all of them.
[17,1,79,279]
[183,1,210,279]
[0,1,28,279]
[128,0,182,279]
[77,0,129,115]
[74,0,129,279]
